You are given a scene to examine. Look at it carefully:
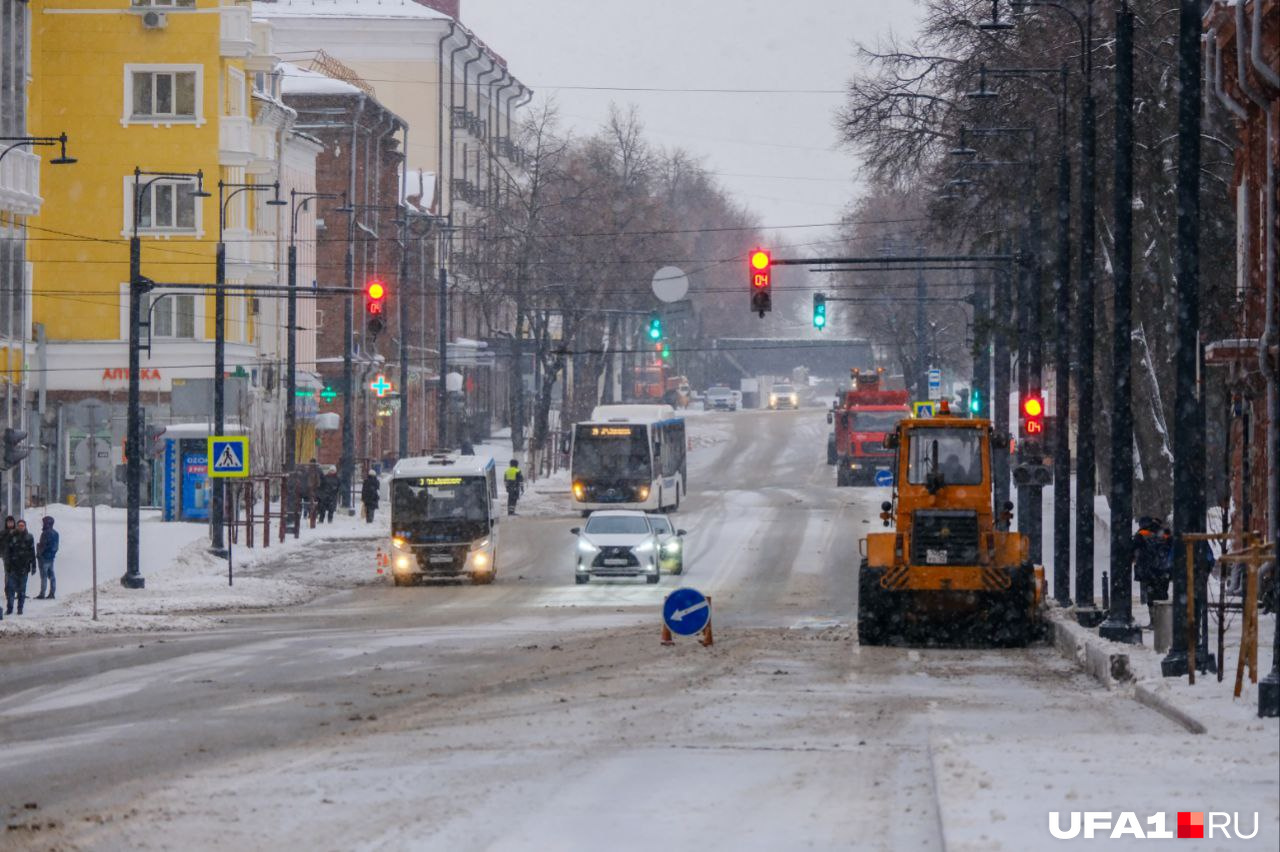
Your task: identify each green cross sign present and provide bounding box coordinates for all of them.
[320,386,338,403]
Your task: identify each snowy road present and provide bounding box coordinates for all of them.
[0,409,1275,851]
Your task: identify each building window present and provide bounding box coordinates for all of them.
[132,70,196,119]
[252,70,281,100]
[131,1,196,8]
[128,179,201,233]
[123,64,204,125]
[147,292,197,339]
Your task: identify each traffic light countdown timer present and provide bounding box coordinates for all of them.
[749,249,771,316]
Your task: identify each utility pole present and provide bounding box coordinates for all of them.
[993,243,1013,515]
[1164,0,1207,678]
[342,212,355,507]
[398,219,412,461]
[1053,64,1073,606]
[914,257,928,401]
[1099,0,1140,644]
[1074,0,1102,627]
[437,260,449,450]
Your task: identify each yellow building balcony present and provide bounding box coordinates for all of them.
[220,3,254,58]
[220,115,253,167]
[0,148,42,216]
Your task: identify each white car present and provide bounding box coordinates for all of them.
[571,510,662,584]
[769,383,799,410]
[706,386,736,411]
[646,513,687,574]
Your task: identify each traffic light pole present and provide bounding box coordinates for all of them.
[124,233,147,589]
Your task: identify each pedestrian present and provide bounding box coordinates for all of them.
[36,515,58,600]
[4,518,36,616]
[504,458,524,516]
[361,471,380,524]
[0,515,10,621]
[1132,516,1170,624]
[319,469,339,523]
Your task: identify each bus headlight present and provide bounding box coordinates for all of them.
[636,485,650,501]
[471,551,489,569]
[394,555,412,571]
[572,481,586,501]
[392,536,408,550]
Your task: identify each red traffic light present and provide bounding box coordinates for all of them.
[365,279,387,315]
[1021,393,1045,435]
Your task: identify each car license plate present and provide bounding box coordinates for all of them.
[926,549,948,565]
[428,555,452,564]
[604,558,628,566]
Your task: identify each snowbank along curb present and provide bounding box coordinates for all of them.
[1047,608,1208,735]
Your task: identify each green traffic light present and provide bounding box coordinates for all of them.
[648,324,661,340]
[970,388,982,414]
[661,344,670,361]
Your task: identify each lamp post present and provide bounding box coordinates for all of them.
[0,133,76,167]
[213,180,286,554]
[125,167,212,588]
[287,190,341,472]
[1097,0,1141,643]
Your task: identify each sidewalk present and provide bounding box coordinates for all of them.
[0,503,383,638]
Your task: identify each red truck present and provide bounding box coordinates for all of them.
[827,368,910,486]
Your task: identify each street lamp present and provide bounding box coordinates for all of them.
[286,190,341,473]
[212,180,286,554]
[125,167,212,588]
[0,132,76,166]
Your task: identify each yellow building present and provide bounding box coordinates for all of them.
[27,1,317,504]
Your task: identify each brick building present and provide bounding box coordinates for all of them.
[282,65,438,476]
[1204,0,1279,546]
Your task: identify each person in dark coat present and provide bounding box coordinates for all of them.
[4,518,36,616]
[1132,515,1170,619]
[318,470,340,523]
[361,472,380,523]
[0,515,10,620]
[36,516,58,600]
[504,459,524,516]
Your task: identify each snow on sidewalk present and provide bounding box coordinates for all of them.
[0,504,383,638]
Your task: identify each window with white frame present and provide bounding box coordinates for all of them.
[145,291,197,339]
[130,179,200,232]
[125,65,202,124]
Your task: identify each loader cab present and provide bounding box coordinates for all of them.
[891,417,994,526]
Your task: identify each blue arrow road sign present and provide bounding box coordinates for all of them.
[663,586,711,636]
[874,468,894,487]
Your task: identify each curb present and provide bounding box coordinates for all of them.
[1046,608,1209,734]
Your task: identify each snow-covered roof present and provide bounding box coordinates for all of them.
[391,454,495,479]
[161,423,248,439]
[279,61,363,97]
[588,404,679,424]
[254,0,451,21]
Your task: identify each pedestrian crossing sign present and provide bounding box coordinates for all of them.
[912,402,935,419]
[207,436,249,478]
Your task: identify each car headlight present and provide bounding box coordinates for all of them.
[634,539,656,554]
[572,481,585,500]
[578,539,599,554]
[392,536,408,550]
[636,485,650,501]
[662,540,680,553]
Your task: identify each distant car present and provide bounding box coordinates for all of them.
[769,383,799,410]
[730,390,743,409]
[646,513,687,574]
[571,510,662,584]
[706,386,736,411]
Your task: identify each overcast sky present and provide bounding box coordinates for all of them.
[462,0,923,246]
